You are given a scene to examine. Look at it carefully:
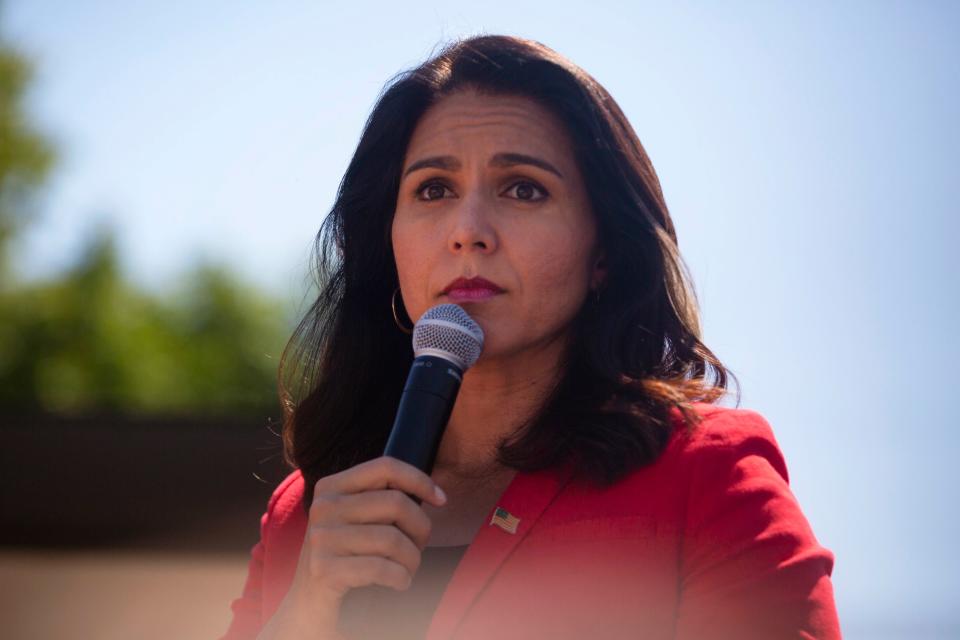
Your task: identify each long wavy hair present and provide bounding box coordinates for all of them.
[277,34,739,512]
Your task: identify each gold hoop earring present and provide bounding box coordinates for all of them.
[391,287,413,334]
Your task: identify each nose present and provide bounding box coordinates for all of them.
[448,192,497,254]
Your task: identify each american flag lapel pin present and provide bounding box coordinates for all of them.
[490,506,521,534]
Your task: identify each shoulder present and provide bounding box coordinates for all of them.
[237,470,308,624]
[556,403,792,518]
[661,403,819,548]
[664,402,789,483]
[668,401,780,446]
[261,469,307,535]
[662,405,840,635]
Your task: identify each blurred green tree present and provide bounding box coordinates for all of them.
[0,224,292,416]
[0,34,56,285]
[0,24,295,417]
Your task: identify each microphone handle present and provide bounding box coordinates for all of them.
[383,355,463,504]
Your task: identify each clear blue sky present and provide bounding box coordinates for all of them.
[5,2,959,637]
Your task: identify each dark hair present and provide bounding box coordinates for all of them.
[278,34,739,511]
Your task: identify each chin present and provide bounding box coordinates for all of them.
[471,335,553,368]
[467,332,514,365]
[455,306,496,335]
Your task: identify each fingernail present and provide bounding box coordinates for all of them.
[434,485,447,504]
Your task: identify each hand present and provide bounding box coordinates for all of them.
[257,456,447,639]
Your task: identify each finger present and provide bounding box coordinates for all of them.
[314,490,433,550]
[312,554,413,593]
[318,456,446,507]
[315,523,422,576]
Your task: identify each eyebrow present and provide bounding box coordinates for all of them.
[402,152,564,179]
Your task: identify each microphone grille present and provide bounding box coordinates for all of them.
[412,304,484,370]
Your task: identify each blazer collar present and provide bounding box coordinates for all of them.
[426,462,577,639]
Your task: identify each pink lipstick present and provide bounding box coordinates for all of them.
[441,277,504,302]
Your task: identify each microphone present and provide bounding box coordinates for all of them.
[383,303,484,496]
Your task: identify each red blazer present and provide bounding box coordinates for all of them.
[220,404,841,639]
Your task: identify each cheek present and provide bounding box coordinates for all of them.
[519,237,595,312]
[392,219,420,277]
[391,222,434,317]
[524,219,596,288]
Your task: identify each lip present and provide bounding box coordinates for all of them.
[441,276,505,302]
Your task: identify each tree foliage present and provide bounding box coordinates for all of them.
[0,225,293,416]
[0,35,55,282]
[0,24,295,417]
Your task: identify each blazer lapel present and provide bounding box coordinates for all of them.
[426,462,576,639]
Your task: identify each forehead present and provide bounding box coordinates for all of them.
[403,91,575,168]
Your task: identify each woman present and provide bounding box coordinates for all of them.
[221,35,840,639]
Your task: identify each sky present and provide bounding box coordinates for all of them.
[5,1,959,637]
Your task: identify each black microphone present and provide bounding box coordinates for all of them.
[383,303,484,501]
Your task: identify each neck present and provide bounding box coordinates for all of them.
[431,335,570,486]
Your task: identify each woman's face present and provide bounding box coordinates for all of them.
[392,89,605,364]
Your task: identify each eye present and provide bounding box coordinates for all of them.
[414,180,453,202]
[413,178,549,203]
[504,180,549,202]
